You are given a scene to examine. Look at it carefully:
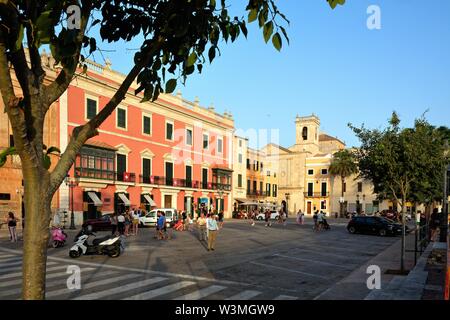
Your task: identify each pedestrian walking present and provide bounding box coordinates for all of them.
[6,212,18,242]
[282,210,288,227]
[296,210,301,225]
[249,210,255,226]
[182,210,188,231]
[265,209,271,227]
[154,211,161,239]
[430,208,440,241]
[157,211,166,240]
[111,213,118,235]
[197,212,207,241]
[124,210,131,236]
[313,211,318,231]
[188,214,194,232]
[317,211,325,231]
[132,209,140,235]
[300,212,305,225]
[207,213,219,251]
[218,211,224,228]
[117,212,126,235]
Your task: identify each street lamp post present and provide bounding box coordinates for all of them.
[65,175,77,230]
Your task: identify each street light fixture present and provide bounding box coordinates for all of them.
[64,174,77,230]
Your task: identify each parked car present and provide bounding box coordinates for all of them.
[347,216,409,237]
[82,214,114,232]
[256,211,279,221]
[139,208,178,227]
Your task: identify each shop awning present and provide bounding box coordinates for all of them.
[234,198,247,203]
[143,194,156,207]
[118,193,131,206]
[87,192,103,206]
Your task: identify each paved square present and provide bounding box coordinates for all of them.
[0,219,409,300]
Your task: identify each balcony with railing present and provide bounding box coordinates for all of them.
[304,192,330,198]
[116,172,136,183]
[139,175,230,191]
[246,190,269,197]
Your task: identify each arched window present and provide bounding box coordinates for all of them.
[302,127,308,140]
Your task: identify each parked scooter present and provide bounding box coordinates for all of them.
[51,227,68,248]
[69,225,121,258]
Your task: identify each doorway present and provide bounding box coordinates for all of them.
[307,201,312,214]
[164,195,172,208]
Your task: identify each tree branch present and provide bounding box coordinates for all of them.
[44,0,92,108]
[0,35,37,165]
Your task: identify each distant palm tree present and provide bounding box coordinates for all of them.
[329,149,358,218]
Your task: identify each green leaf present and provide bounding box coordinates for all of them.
[272,32,282,51]
[280,26,290,45]
[0,147,17,167]
[46,146,61,155]
[263,21,273,43]
[208,46,216,63]
[240,21,248,38]
[89,38,96,54]
[187,52,197,67]
[165,79,177,94]
[248,9,258,23]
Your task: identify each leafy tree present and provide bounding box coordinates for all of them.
[329,149,358,218]
[0,0,345,300]
[349,112,448,272]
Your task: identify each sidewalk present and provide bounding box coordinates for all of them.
[315,233,417,300]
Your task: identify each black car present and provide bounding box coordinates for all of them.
[82,214,114,232]
[347,216,409,237]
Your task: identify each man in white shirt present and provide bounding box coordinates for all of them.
[206,213,219,251]
[317,211,324,231]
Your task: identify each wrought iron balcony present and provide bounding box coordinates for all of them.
[116,172,136,183]
[139,175,230,191]
[304,192,330,198]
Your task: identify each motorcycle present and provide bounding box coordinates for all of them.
[69,226,122,259]
[51,227,68,248]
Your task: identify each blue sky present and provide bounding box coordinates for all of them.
[95,0,450,148]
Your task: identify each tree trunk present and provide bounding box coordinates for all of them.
[340,177,345,218]
[22,167,52,300]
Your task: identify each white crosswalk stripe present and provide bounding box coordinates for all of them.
[173,285,227,300]
[0,270,119,298]
[0,267,95,288]
[0,257,22,263]
[0,254,17,259]
[0,260,25,268]
[125,281,196,300]
[273,295,298,300]
[0,262,57,275]
[73,277,167,300]
[46,273,138,299]
[225,290,262,300]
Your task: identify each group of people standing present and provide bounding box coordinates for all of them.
[150,209,223,251]
[110,208,142,237]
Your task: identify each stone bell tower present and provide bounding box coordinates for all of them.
[294,114,320,155]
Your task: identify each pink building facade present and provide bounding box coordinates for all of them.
[56,58,234,225]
